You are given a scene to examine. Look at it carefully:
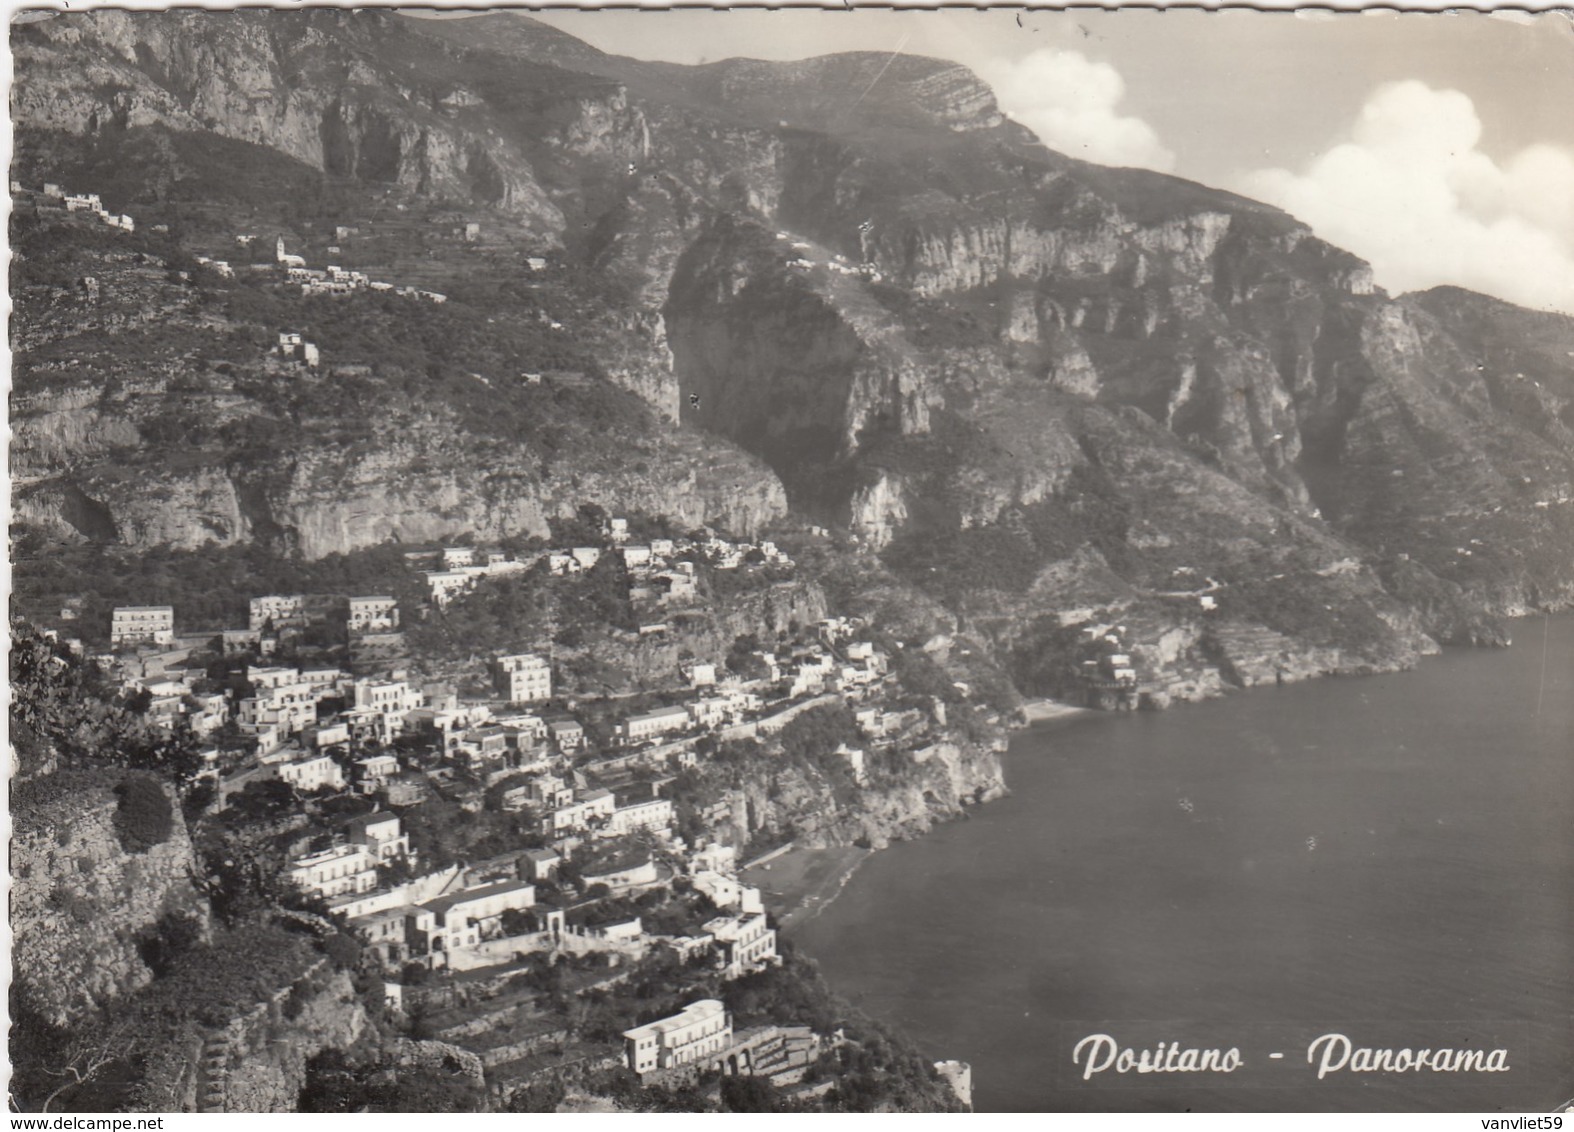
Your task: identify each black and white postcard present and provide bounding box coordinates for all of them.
[8,4,1573,1116]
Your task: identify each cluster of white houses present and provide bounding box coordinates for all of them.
[11,181,466,308]
[103,619,877,844]
[12,180,137,232]
[89,568,914,993]
[275,236,446,303]
[288,810,543,964]
[282,795,779,985]
[107,594,399,650]
[247,593,400,634]
[421,546,535,607]
[105,589,891,786]
[420,525,793,609]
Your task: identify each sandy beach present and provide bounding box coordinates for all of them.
[1019,697,1091,724]
[740,845,870,931]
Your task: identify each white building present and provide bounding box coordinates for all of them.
[837,743,867,785]
[691,871,765,914]
[690,844,738,874]
[543,788,617,834]
[547,717,585,750]
[623,1000,732,1077]
[276,236,306,269]
[110,606,175,647]
[687,698,728,729]
[351,679,423,735]
[619,705,690,745]
[279,753,346,793]
[345,811,410,862]
[289,842,377,900]
[237,681,318,735]
[185,693,229,738]
[348,596,400,632]
[605,798,675,837]
[656,572,698,602]
[495,653,552,703]
[705,912,777,980]
[249,594,310,631]
[415,879,536,955]
[246,665,300,691]
[424,570,473,607]
[313,722,352,750]
[354,753,400,788]
[524,772,575,811]
[298,667,343,696]
[244,723,284,756]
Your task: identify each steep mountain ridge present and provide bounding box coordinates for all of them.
[9,236,786,558]
[11,9,1574,697]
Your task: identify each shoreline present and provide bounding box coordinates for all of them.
[1019,697,1092,724]
[740,845,871,931]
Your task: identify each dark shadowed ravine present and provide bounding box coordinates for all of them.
[796,615,1574,1113]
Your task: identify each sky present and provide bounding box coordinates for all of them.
[520,8,1574,314]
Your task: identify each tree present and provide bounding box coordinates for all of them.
[720,1074,782,1112]
[33,1022,139,1114]
[322,931,362,970]
[500,907,538,936]
[506,1078,566,1113]
[112,773,175,852]
[138,910,205,978]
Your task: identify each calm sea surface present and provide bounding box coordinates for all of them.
[796,616,1574,1112]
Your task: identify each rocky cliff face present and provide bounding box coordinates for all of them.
[191,966,370,1113]
[720,734,1007,855]
[9,203,789,559]
[12,11,568,241]
[11,770,210,1030]
[12,8,1574,689]
[14,426,787,560]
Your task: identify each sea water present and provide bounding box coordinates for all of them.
[796,616,1574,1112]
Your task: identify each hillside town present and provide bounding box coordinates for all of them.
[29,500,984,1109]
[9,168,999,1110]
[13,3,1574,1116]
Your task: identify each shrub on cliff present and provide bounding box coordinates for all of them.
[721,1074,784,1112]
[138,910,205,978]
[500,907,538,936]
[778,702,858,750]
[299,1048,484,1113]
[505,1078,567,1113]
[112,773,174,853]
[322,931,363,971]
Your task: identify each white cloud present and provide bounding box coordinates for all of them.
[1241,80,1574,315]
[983,49,1175,174]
